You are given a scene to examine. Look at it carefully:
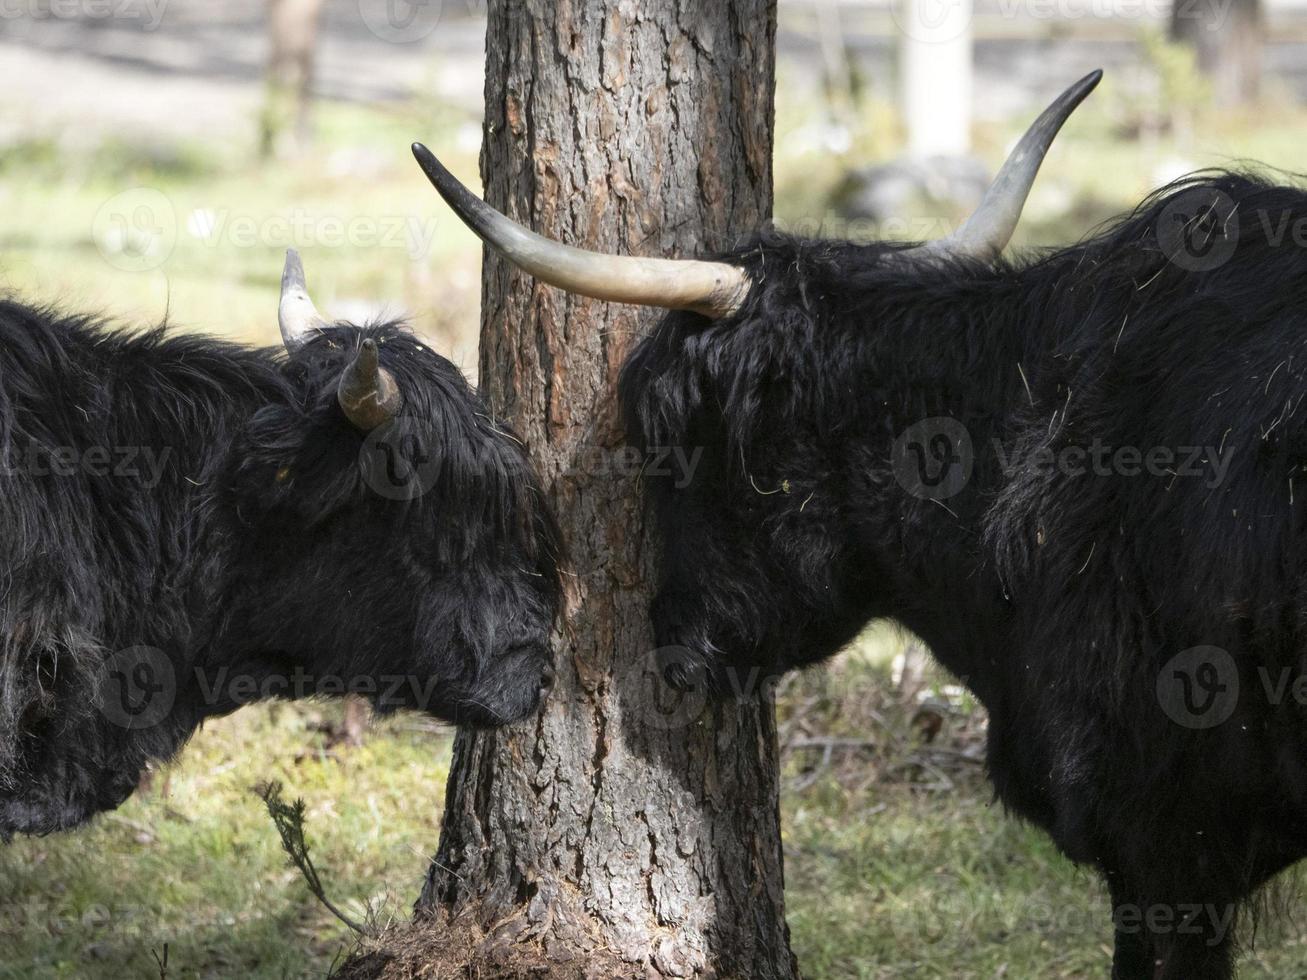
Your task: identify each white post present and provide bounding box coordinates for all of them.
[897,0,974,157]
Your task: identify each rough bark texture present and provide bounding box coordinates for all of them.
[1170,0,1262,106]
[414,2,791,978]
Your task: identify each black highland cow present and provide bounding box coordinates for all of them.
[418,70,1307,978]
[0,250,560,840]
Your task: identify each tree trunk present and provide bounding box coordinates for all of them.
[414,2,791,977]
[1170,0,1261,107]
[262,0,327,157]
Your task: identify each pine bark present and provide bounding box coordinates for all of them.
[415,2,792,977]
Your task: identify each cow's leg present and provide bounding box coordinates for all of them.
[1149,908,1236,980]
[1114,871,1238,980]
[1134,818,1304,980]
[1100,855,1237,980]
[1109,913,1155,979]
[1146,834,1303,980]
[1105,873,1155,980]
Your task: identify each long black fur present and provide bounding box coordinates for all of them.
[0,307,561,839]
[621,171,1307,979]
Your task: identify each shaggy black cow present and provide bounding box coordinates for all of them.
[0,251,560,840]
[416,70,1307,978]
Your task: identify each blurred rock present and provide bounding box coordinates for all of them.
[833,154,991,226]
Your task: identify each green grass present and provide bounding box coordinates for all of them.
[786,777,1307,979]
[775,642,1118,979]
[6,658,1307,979]
[779,644,1307,979]
[0,100,488,366]
[787,781,1113,980]
[9,62,1307,979]
[0,702,450,979]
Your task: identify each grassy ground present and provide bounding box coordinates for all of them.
[0,99,488,367]
[8,53,1307,979]
[0,704,446,980]
[5,654,1307,979]
[776,648,1307,980]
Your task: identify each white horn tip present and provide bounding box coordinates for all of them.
[278,248,328,351]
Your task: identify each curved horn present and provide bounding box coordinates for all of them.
[337,338,402,431]
[411,143,750,319]
[279,248,329,351]
[914,69,1102,263]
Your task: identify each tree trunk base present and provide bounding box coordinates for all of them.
[335,900,668,980]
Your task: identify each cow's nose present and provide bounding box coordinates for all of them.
[538,665,556,698]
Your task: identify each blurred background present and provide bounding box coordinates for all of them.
[4,1,1307,977]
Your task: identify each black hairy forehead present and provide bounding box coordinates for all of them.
[241,323,535,522]
[290,323,474,405]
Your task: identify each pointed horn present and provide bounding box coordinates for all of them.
[412,143,750,319]
[337,338,402,431]
[915,70,1102,263]
[279,248,329,350]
